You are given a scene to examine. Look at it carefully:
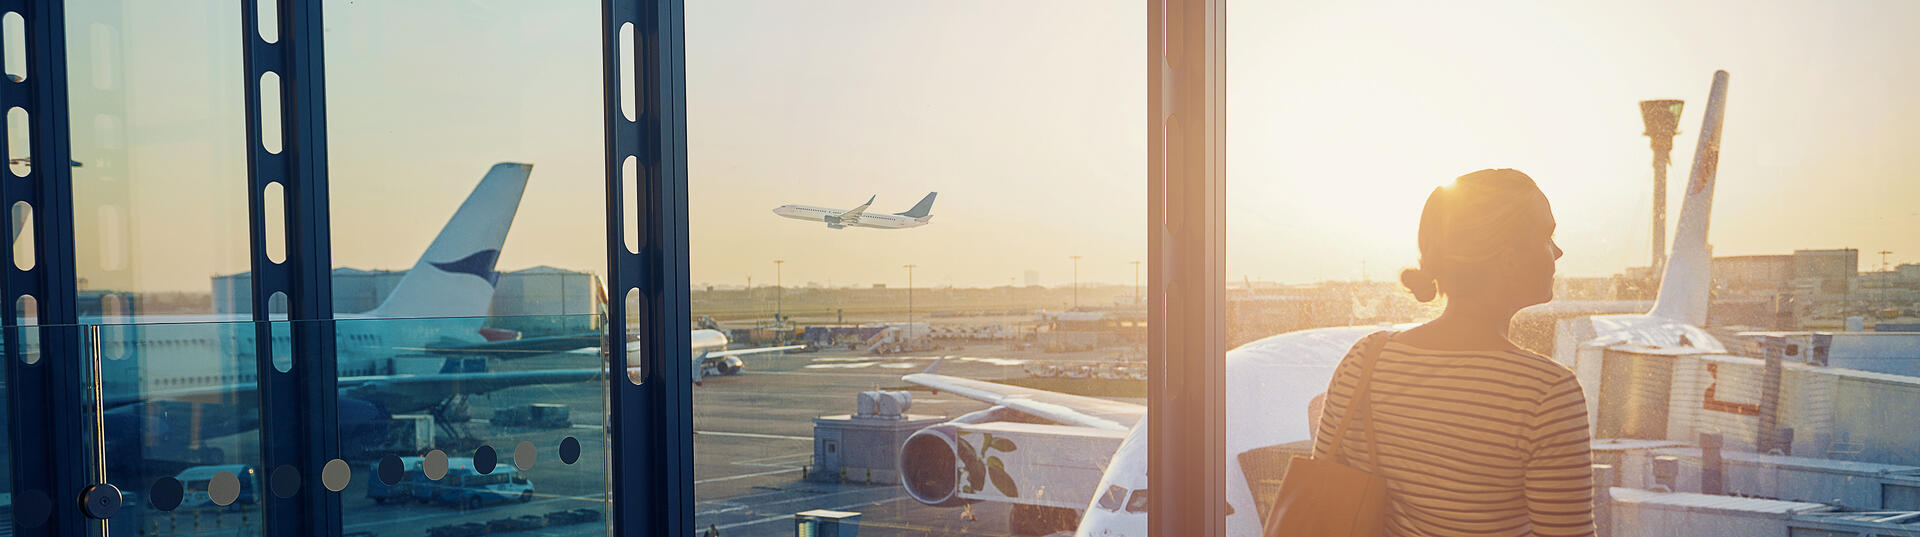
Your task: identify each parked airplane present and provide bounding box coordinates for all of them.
[92,162,618,468]
[94,162,805,471]
[897,71,1733,537]
[772,192,937,229]
[606,328,804,385]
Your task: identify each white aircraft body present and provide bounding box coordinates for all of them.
[89,162,787,469]
[773,192,937,229]
[898,72,1733,536]
[92,162,607,464]
[613,329,804,385]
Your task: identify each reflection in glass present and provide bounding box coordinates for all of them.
[66,1,251,320]
[83,314,608,533]
[87,320,265,533]
[318,0,609,533]
[327,315,608,534]
[319,0,605,319]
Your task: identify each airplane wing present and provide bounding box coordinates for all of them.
[410,332,603,358]
[579,340,806,360]
[105,368,605,411]
[339,368,604,403]
[705,344,806,359]
[902,367,1144,431]
[839,195,876,225]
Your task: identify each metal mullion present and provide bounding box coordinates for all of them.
[243,1,338,535]
[605,1,693,535]
[644,1,696,533]
[1148,0,1227,536]
[601,1,644,534]
[1,0,87,535]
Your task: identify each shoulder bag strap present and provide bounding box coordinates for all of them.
[1328,330,1393,465]
[1356,331,1393,473]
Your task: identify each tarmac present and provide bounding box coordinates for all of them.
[103,342,1134,537]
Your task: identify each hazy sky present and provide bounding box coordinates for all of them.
[59,1,1920,294]
[1228,0,1920,283]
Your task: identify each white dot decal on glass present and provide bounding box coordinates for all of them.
[322,458,351,492]
[424,449,449,481]
[514,441,536,471]
[208,472,241,506]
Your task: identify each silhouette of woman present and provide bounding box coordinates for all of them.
[1310,169,1595,536]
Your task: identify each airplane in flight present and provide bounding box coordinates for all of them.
[772,192,937,229]
[896,71,1734,537]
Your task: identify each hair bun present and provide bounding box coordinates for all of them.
[1401,268,1438,302]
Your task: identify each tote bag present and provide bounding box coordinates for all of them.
[1262,331,1393,537]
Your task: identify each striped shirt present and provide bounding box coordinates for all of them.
[1311,336,1596,537]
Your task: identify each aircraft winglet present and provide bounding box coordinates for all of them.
[923,356,945,375]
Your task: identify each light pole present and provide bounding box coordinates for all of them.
[1070,255,1082,310]
[903,264,918,342]
[1879,251,1893,313]
[774,259,784,324]
[1131,260,1142,305]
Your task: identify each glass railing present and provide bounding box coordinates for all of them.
[48,313,610,536]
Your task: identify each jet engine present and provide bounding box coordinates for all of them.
[715,355,745,375]
[899,406,1026,506]
[899,424,970,507]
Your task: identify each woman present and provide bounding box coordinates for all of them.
[1310,169,1595,536]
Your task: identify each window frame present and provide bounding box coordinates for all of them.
[0,1,1233,535]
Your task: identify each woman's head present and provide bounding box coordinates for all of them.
[1400,169,1563,310]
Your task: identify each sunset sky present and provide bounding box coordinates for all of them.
[62,0,1920,295]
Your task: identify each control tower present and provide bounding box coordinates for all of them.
[1640,99,1685,273]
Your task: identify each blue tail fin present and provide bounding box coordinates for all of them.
[896,192,937,218]
[368,162,532,318]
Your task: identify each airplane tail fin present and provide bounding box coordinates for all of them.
[896,192,937,218]
[367,162,533,318]
[1648,71,1729,326]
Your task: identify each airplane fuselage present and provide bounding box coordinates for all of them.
[1074,312,1728,537]
[772,204,930,230]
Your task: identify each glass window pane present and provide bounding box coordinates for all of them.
[1229,3,1920,535]
[68,1,251,320]
[688,3,1145,535]
[64,3,263,533]
[322,1,605,320]
[321,1,609,533]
